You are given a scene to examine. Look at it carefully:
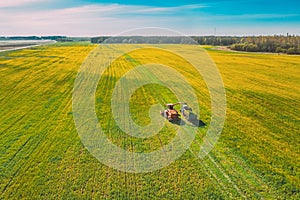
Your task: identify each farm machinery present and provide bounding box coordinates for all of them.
[160,102,197,122]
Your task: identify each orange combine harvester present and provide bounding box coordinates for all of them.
[160,102,195,122]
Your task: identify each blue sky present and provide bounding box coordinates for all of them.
[0,0,299,36]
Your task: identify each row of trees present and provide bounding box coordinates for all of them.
[0,36,68,40]
[91,35,300,54]
[230,43,300,54]
[91,36,241,45]
[229,36,300,54]
[91,36,198,44]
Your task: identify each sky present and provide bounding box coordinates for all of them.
[1,0,300,36]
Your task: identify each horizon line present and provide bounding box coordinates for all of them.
[1,34,299,38]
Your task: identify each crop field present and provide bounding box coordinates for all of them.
[0,43,299,199]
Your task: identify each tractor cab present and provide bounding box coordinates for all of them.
[160,103,180,121]
[166,103,174,110]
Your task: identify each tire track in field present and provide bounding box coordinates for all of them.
[127,64,166,198]
[127,62,167,154]
[0,46,94,196]
[0,60,68,139]
[92,46,115,198]
[0,56,62,107]
[108,44,166,198]
[118,53,130,199]
[1,133,45,194]
[106,44,229,198]
[224,110,293,197]
[120,48,138,199]
[122,54,166,199]
[186,126,245,197]
[207,154,246,198]
[0,59,69,138]
[121,48,170,157]
[6,67,84,196]
[0,45,84,124]
[0,114,25,138]
[191,131,278,199]
[0,45,89,108]
[215,150,278,198]
[1,93,66,194]
[229,153,277,197]
[101,46,133,198]
[184,135,234,198]
[36,49,99,196]
[0,57,66,142]
[192,128,262,198]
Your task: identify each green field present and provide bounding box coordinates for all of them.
[0,43,299,199]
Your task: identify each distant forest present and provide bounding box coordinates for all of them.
[1,35,299,54]
[0,36,89,42]
[91,35,300,54]
[0,36,67,41]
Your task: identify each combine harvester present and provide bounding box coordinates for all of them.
[160,102,198,123]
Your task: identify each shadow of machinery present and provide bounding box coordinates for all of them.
[184,111,206,128]
[168,116,206,128]
[188,118,206,127]
[169,118,186,126]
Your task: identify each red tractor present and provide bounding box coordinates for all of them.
[160,103,181,121]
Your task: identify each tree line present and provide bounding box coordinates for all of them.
[91,35,300,54]
[91,36,198,44]
[0,36,93,43]
[228,36,300,54]
[0,36,68,41]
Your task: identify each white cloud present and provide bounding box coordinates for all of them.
[0,0,47,8]
[0,3,299,36]
[243,13,299,19]
[0,3,208,36]
[208,13,300,21]
[132,4,207,13]
[53,3,206,15]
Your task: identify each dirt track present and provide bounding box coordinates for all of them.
[0,40,56,52]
